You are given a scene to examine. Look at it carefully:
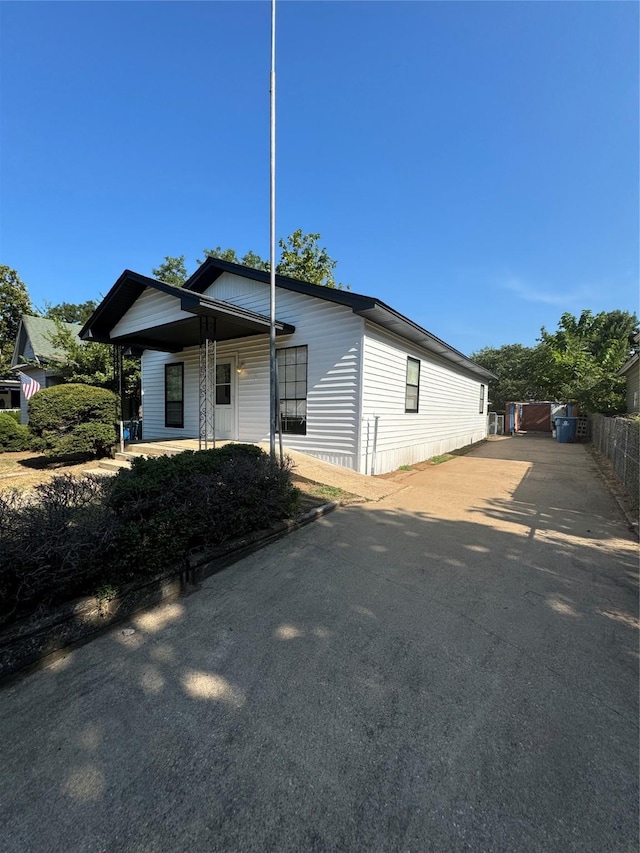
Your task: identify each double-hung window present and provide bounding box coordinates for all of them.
[277,345,307,435]
[479,384,485,414]
[165,363,184,428]
[405,357,420,413]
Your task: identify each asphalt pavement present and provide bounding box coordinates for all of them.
[0,435,637,852]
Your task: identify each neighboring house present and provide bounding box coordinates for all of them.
[81,258,496,475]
[0,378,20,410]
[617,332,640,413]
[11,315,82,423]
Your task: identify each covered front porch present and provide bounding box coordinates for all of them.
[79,270,295,449]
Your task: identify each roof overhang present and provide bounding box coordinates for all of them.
[80,271,295,351]
[617,352,639,376]
[185,258,496,381]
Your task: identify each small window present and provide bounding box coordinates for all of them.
[405,357,420,413]
[216,363,231,406]
[165,363,184,428]
[479,384,486,414]
[277,345,307,435]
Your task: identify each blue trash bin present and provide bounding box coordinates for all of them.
[556,417,578,443]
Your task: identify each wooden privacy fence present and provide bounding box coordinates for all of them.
[589,414,639,502]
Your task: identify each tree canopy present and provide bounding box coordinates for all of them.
[151,256,189,287]
[472,309,638,415]
[0,265,33,378]
[43,299,97,325]
[157,230,347,289]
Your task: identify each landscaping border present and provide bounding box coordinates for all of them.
[0,500,338,685]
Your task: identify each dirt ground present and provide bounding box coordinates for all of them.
[0,452,102,493]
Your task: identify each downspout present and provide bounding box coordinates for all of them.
[371,415,379,475]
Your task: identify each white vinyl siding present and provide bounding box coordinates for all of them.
[359,323,487,474]
[111,287,190,337]
[140,274,363,469]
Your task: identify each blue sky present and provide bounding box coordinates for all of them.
[1,1,637,354]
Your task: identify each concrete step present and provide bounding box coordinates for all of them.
[97,458,132,472]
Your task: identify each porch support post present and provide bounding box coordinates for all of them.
[113,344,125,453]
[198,316,216,450]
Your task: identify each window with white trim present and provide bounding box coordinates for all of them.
[405,357,420,413]
[479,384,486,414]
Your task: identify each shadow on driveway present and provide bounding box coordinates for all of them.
[0,436,637,852]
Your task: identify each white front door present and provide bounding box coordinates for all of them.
[214,358,236,440]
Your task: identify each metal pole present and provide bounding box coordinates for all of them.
[213,328,217,449]
[269,0,277,461]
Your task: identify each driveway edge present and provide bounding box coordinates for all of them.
[0,500,339,686]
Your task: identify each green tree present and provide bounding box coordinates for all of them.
[152,256,188,287]
[471,344,549,412]
[0,265,34,378]
[43,299,97,325]
[538,309,638,414]
[277,229,345,288]
[159,231,346,289]
[199,246,269,270]
[47,322,140,403]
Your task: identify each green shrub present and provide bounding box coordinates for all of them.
[109,444,299,572]
[0,413,32,452]
[28,383,117,458]
[3,410,21,424]
[0,444,300,627]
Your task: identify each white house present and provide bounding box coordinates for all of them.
[81,258,495,475]
[11,315,82,423]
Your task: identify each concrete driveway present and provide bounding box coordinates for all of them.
[1,435,637,852]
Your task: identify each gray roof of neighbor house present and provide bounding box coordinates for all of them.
[617,331,640,376]
[81,259,496,381]
[11,315,82,368]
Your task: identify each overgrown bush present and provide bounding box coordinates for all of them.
[0,475,119,624]
[0,413,33,452]
[2,410,21,424]
[0,444,300,627]
[28,383,117,458]
[109,444,299,572]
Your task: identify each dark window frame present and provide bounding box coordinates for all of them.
[165,362,184,428]
[405,357,420,413]
[479,384,485,414]
[277,345,308,435]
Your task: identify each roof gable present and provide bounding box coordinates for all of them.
[11,315,82,367]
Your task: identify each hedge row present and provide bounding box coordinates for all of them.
[0,444,299,627]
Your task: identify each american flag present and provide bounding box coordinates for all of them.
[17,371,41,400]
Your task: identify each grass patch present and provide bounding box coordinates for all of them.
[398,464,413,471]
[429,454,455,465]
[292,477,359,506]
[0,452,100,492]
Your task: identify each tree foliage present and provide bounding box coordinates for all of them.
[43,300,97,325]
[470,344,549,412]
[277,230,344,288]
[48,322,140,401]
[473,309,638,415]
[198,247,269,270]
[538,310,638,415]
[168,230,347,288]
[152,255,188,287]
[0,265,33,378]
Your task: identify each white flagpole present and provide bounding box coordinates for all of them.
[269,0,277,461]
